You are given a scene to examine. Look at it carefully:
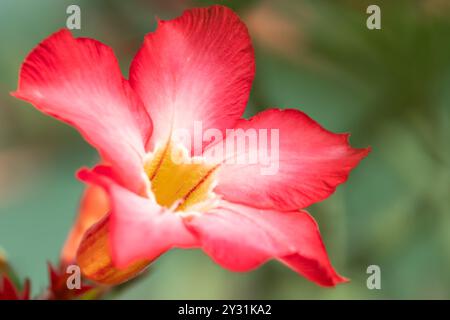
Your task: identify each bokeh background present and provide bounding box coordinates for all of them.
[1,0,449,299]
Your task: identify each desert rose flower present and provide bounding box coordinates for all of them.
[13,6,369,287]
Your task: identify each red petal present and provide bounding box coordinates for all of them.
[13,29,152,193]
[0,275,19,300]
[21,279,31,300]
[47,263,93,300]
[130,5,255,152]
[211,109,370,211]
[0,275,30,300]
[186,201,347,287]
[280,254,348,287]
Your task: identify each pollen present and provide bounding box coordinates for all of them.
[144,141,219,212]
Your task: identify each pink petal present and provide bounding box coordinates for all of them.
[211,109,370,211]
[78,167,198,269]
[186,201,346,286]
[13,29,152,193]
[129,5,255,152]
[280,254,348,287]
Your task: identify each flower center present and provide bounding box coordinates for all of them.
[144,140,219,212]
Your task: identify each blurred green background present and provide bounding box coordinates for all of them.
[1,0,449,299]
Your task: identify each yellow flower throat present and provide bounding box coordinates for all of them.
[144,141,219,212]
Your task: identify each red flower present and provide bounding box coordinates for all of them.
[13,6,369,287]
[0,264,94,300]
[0,275,30,300]
[45,263,94,300]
